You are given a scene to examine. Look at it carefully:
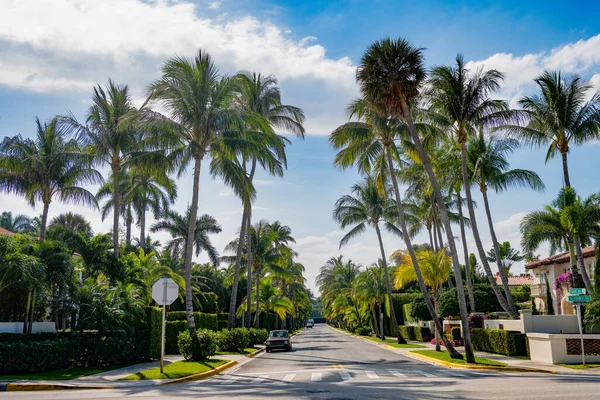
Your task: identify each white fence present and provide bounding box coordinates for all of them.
[483,310,580,334]
[0,322,56,334]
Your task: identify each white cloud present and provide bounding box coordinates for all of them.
[218,190,232,197]
[466,34,600,107]
[208,0,223,10]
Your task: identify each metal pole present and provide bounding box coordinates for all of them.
[576,304,586,365]
[160,279,167,373]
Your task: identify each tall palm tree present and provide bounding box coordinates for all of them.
[62,80,138,259]
[356,262,388,340]
[150,207,221,265]
[506,71,600,188]
[333,176,405,342]
[355,38,469,359]
[0,117,100,241]
[427,54,519,323]
[229,71,305,328]
[96,172,134,247]
[521,187,600,292]
[393,248,453,351]
[47,212,93,238]
[467,135,544,305]
[140,50,270,333]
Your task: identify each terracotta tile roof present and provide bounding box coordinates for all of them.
[525,245,596,269]
[0,227,15,236]
[494,272,534,287]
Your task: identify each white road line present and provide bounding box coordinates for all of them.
[365,371,379,379]
[311,372,322,382]
[282,374,296,382]
[339,371,352,380]
[414,370,437,377]
[251,375,269,384]
[220,377,239,385]
[389,370,407,378]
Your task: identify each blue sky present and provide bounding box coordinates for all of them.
[2,0,600,292]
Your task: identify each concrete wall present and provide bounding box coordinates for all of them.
[484,319,524,332]
[0,322,56,334]
[527,333,600,364]
[483,310,580,334]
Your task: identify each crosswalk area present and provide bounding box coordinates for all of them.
[198,368,510,386]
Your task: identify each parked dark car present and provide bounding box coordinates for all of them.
[266,330,292,352]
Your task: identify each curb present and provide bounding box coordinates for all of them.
[158,359,238,386]
[247,348,264,358]
[406,351,556,374]
[1,382,114,392]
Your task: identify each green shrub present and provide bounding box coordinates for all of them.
[217,328,250,353]
[355,327,371,336]
[177,330,193,360]
[471,328,527,356]
[196,313,218,331]
[439,285,504,317]
[398,325,431,342]
[146,307,162,359]
[511,285,531,303]
[451,326,462,341]
[248,328,268,346]
[165,321,188,354]
[391,293,422,325]
[409,297,431,321]
[403,303,414,323]
[218,321,228,330]
[192,330,218,360]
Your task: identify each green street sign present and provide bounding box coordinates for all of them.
[569,288,586,295]
[568,295,591,303]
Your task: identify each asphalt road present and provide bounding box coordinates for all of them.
[3,324,600,399]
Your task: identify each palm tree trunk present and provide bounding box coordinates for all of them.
[379,303,385,340]
[112,165,120,261]
[125,206,132,248]
[374,223,405,344]
[432,214,439,251]
[428,228,434,250]
[434,293,441,352]
[561,151,571,188]
[23,290,32,334]
[481,189,519,313]
[27,289,36,334]
[383,143,457,352]
[458,142,517,319]
[399,100,473,361]
[184,153,203,334]
[574,236,594,293]
[435,209,445,248]
[246,210,253,328]
[254,273,260,328]
[457,188,476,312]
[371,306,380,338]
[228,208,248,329]
[140,207,146,251]
[40,201,50,241]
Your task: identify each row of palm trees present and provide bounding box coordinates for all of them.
[327,38,600,362]
[0,49,307,331]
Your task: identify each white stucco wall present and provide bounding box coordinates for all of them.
[527,333,600,364]
[0,322,56,333]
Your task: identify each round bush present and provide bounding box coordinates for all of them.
[192,330,218,360]
[177,330,193,360]
[409,297,431,321]
[354,327,370,336]
[217,328,250,353]
[248,328,268,346]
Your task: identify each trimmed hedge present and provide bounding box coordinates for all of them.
[165,321,188,354]
[399,325,431,342]
[389,293,422,325]
[471,328,528,356]
[402,304,414,323]
[0,333,138,374]
[146,307,162,360]
[451,326,462,341]
[248,328,268,346]
[166,311,218,331]
[217,328,250,353]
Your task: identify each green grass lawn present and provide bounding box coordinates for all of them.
[0,364,134,381]
[557,363,600,370]
[362,336,426,348]
[121,359,228,380]
[215,347,259,355]
[411,350,507,367]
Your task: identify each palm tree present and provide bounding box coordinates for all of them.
[62,80,138,259]
[140,50,270,333]
[393,248,453,351]
[467,135,544,306]
[487,241,524,276]
[0,117,101,241]
[0,212,36,234]
[48,212,93,237]
[356,262,388,340]
[333,176,405,342]
[150,207,221,264]
[96,172,135,247]
[354,38,469,359]
[506,71,600,188]
[229,71,304,329]
[427,54,519,324]
[521,187,600,292]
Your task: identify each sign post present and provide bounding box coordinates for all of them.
[152,277,179,373]
[568,288,589,365]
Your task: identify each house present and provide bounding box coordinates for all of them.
[525,246,596,315]
[0,227,16,236]
[494,272,534,289]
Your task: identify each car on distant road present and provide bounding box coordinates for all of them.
[306,319,314,328]
[265,330,292,352]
